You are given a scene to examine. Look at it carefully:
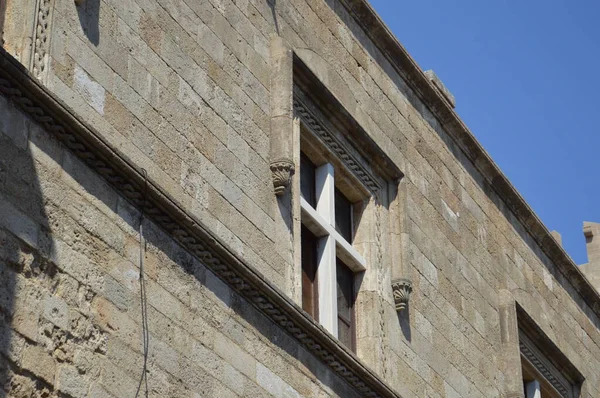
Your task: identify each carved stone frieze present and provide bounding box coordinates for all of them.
[270,159,295,196]
[294,97,380,193]
[391,278,412,311]
[519,331,574,398]
[520,341,570,397]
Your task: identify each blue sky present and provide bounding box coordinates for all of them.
[369,0,599,265]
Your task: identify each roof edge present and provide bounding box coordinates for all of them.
[339,0,600,315]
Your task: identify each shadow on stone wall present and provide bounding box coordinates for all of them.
[267,0,280,35]
[61,161,361,397]
[0,95,56,396]
[76,0,99,46]
[398,307,411,343]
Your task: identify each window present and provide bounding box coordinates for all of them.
[336,258,355,349]
[289,55,403,353]
[522,362,560,398]
[301,224,318,318]
[520,331,574,398]
[299,152,365,350]
[517,307,583,398]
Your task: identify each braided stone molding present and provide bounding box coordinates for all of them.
[32,0,53,81]
[519,340,571,397]
[391,279,412,312]
[294,97,380,193]
[270,158,295,196]
[0,48,402,398]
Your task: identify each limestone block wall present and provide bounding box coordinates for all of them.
[1,0,599,397]
[0,94,361,397]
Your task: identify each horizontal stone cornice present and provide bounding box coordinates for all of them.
[339,0,600,315]
[0,47,401,398]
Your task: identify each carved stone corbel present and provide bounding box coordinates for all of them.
[269,36,294,197]
[391,278,412,311]
[270,158,295,195]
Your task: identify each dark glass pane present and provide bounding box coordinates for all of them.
[300,153,316,207]
[337,258,354,350]
[335,188,352,242]
[336,259,354,325]
[301,225,318,319]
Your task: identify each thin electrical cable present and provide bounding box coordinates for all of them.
[135,169,150,398]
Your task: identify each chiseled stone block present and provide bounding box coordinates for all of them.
[256,362,301,398]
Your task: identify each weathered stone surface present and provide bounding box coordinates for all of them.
[424,70,456,109]
[22,344,56,384]
[580,221,600,293]
[1,0,599,396]
[0,65,365,396]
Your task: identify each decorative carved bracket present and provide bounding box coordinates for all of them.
[270,159,295,196]
[269,37,294,197]
[391,278,412,311]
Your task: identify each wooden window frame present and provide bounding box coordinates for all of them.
[301,224,319,319]
[292,53,403,353]
[299,152,365,350]
[336,257,356,351]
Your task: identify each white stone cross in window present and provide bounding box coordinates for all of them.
[300,163,366,337]
[525,380,541,398]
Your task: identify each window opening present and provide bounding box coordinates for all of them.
[300,153,316,207]
[336,258,355,350]
[517,306,583,398]
[301,225,318,318]
[335,188,352,242]
[522,360,561,398]
[299,153,365,350]
[292,55,403,352]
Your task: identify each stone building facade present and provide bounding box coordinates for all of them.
[0,0,599,397]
